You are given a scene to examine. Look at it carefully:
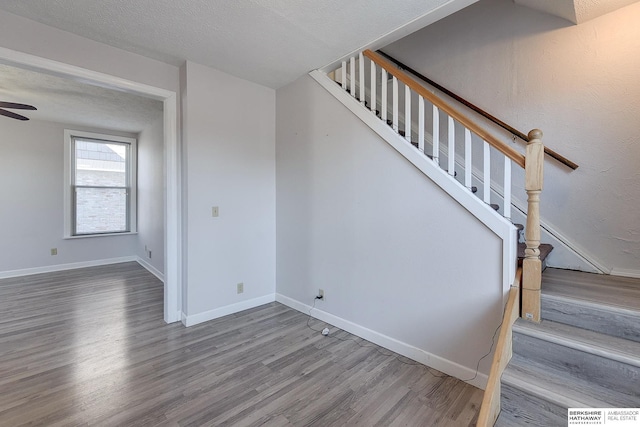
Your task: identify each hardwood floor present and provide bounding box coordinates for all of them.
[0,262,482,426]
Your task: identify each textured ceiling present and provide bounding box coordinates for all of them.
[514,0,640,24]
[0,0,461,89]
[0,63,163,132]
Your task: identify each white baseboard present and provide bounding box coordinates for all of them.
[183,294,276,327]
[609,268,640,279]
[275,293,488,389]
[136,257,165,283]
[0,256,138,279]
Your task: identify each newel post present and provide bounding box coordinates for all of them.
[522,129,544,322]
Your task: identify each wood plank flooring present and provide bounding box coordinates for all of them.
[0,262,482,426]
[543,268,640,310]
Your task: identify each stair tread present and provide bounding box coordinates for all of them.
[542,268,640,312]
[513,318,640,368]
[517,243,553,265]
[503,355,640,409]
[542,291,640,317]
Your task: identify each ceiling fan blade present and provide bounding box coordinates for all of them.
[0,101,37,110]
[0,108,29,121]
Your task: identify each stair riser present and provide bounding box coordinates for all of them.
[500,383,566,427]
[512,332,640,398]
[541,296,640,343]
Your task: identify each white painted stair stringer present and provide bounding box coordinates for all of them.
[310,70,518,296]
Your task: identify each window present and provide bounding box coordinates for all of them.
[64,130,137,237]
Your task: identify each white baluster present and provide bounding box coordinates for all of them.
[483,141,491,204]
[432,105,439,165]
[405,85,411,142]
[349,56,356,98]
[418,96,425,153]
[465,128,472,189]
[341,61,346,90]
[370,62,377,115]
[504,157,512,220]
[392,76,399,132]
[381,69,387,124]
[448,116,455,177]
[359,52,365,105]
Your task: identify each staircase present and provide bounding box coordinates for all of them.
[314,48,633,426]
[496,268,640,426]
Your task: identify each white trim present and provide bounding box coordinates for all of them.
[276,293,488,389]
[311,70,516,295]
[320,0,479,73]
[163,93,181,324]
[0,256,137,279]
[136,257,165,283]
[183,294,276,327]
[0,46,182,324]
[0,47,174,100]
[609,268,640,279]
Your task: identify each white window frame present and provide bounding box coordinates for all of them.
[64,129,137,238]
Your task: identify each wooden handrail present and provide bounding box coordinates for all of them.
[477,268,522,427]
[364,50,526,169]
[375,50,579,171]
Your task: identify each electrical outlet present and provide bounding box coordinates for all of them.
[318,289,324,299]
[237,282,244,294]
[50,248,57,256]
[212,206,219,217]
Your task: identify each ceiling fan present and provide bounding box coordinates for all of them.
[0,101,37,121]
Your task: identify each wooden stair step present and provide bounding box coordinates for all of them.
[512,318,640,398]
[542,268,640,312]
[517,243,553,266]
[500,354,640,425]
[541,268,640,342]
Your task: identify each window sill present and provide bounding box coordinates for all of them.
[64,232,138,240]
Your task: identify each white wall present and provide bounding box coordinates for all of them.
[0,119,138,274]
[137,114,165,278]
[276,74,504,386]
[0,10,178,93]
[180,61,276,323]
[384,0,640,276]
